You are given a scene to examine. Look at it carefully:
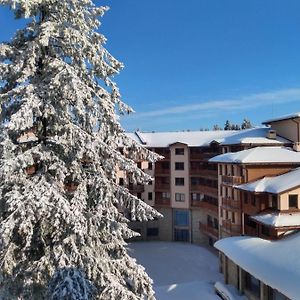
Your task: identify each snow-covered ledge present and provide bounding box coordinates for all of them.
[215,233,300,300]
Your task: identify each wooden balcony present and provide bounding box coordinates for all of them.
[221,220,241,236]
[190,185,218,197]
[190,153,217,160]
[221,175,244,185]
[189,169,217,177]
[191,200,218,214]
[221,197,241,210]
[199,222,218,239]
[155,183,170,191]
[128,184,144,194]
[155,198,171,207]
[155,168,170,175]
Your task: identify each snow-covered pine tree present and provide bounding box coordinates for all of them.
[0,1,162,299]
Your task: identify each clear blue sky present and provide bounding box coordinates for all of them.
[1,0,300,131]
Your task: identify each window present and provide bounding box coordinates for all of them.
[162,192,170,199]
[191,193,204,201]
[175,193,185,202]
[207,215,213,227]
[261,225,270,236]
[148,162,153,170]
[137,193,142,199]
[119,178,124,186]
[175,162,184,170]
[244,192,248,204]
[213,218,218,229]
[148,192,153,201]
[175,177,185,186]
[245,272,260,297]
[137,162,142,169]
[174,210,189,226]
[175,148,184,155]
[147,228,159,236]
[271,195,277,209]
[232,212,235,223]
[289,194,298,209]
[245,214,256,229]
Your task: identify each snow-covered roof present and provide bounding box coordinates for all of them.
[251,211,300,228]
[209,147,300,164]
[126,130,236,148]
[236,167,300,194]
[215,127,290,146]
[263,111,300,124]
[215,233,300,300]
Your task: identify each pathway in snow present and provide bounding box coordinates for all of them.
[128,241,222,300]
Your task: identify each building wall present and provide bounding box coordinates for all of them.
[246,166,291,182]
[191,209,208,245]
[279,187,300,210]
[170,143,190,209]
[270,119,299,144]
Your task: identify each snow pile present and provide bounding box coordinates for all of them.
[128,242,222,300]
[237,167,300,194]
[209,146,300,164]
[251,211,300,227]
[215,233,300,300]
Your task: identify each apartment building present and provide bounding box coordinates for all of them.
[124,130,235,245]
[212,112,300,300]
[124,127,291,247]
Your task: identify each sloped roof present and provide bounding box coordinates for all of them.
[215,127,290,146]
[209,147,300,164]
[126,130,236,148]
[215,233,300,300]
[263,111,300,124]
[251,211,300,228]
[236,167,300,194]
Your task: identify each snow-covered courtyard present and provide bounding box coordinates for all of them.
[128,241,222,300]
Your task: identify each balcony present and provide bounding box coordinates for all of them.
[189,169,217,177]
[199,222,218,239]
[221,197,241,210]
[190,153,218,160]
[128,184,144,194]
[155,198,171,207]
[191,200,218,214]
[221,175,244,185]
[190,185,218,197]
[155,168,170,175]
[155,183,170,191]
[221,220,241,235]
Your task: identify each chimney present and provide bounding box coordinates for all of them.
[266,129,277,140]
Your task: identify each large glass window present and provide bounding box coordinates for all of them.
[174,229,189,242]
[174,210,189,226]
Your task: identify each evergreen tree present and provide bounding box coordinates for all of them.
[212,124,222,131]
[241,118,253,129]
[0,1,161,299]
[224,120,231,130]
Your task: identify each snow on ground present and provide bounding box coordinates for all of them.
[127,241,222,300]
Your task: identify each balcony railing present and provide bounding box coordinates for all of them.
[128,184,145,194]
[221,220,241,235]
[155,168,170,175]
[155,198,171,207]
[192,200,218,213]
[155,183,170,190]
[190,153,218,160]
[221,197,241,210]
[222,175,244,185]
[190,185,218,197]
[199,222,218,238]
[189,169,217,177]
